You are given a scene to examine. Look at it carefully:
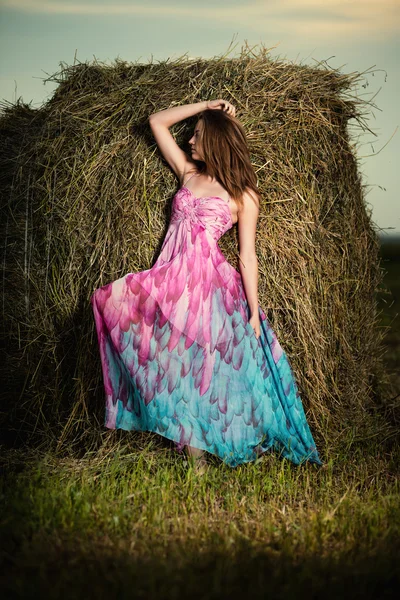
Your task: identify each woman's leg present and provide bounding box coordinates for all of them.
[185,445,205,459]
[185,445,208,472]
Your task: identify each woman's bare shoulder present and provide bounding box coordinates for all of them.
[239,186,260,210]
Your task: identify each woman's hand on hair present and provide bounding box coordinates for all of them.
[206,99,236,116]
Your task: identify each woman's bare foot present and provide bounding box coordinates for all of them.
[185,445,208,473]
[254,445,264,457]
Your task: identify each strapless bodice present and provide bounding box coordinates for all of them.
[170,186,233,241]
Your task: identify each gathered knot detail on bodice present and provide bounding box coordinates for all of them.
[181,201,199,230]
[170,187,232,240]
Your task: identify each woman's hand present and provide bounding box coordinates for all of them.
[206,99,236,116]
[249,314,261,340]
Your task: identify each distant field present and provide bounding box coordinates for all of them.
[379,235,400,262]
[377,237,400,395]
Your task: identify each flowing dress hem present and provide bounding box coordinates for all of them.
[104,407,323,467]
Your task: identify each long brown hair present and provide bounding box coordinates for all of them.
[190,109,261,211]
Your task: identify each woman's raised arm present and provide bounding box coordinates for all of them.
[148,102,207,181]
[149,101,208,128]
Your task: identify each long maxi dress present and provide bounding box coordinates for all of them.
[90,172,323,467]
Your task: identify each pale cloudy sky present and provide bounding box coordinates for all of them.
[0,0,399,235]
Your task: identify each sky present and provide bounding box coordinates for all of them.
[0,0,399,236]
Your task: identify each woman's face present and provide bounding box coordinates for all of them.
[188,120,204,161]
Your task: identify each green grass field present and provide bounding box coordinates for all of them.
[1,240,399,600]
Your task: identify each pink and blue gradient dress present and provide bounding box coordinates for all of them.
[91,173,322,467]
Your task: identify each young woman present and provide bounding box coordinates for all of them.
[91,99,323,472]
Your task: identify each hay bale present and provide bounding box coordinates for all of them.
[0,44,393,453]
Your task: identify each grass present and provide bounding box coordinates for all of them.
[1,247,399,599]
[1,437,399,599]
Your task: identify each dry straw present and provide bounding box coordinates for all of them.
[0,42,394,457]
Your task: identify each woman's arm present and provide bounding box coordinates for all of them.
[148,102,207,182]
[237,190,261,333]
[149,101,208,127]
[148,100,235,183]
